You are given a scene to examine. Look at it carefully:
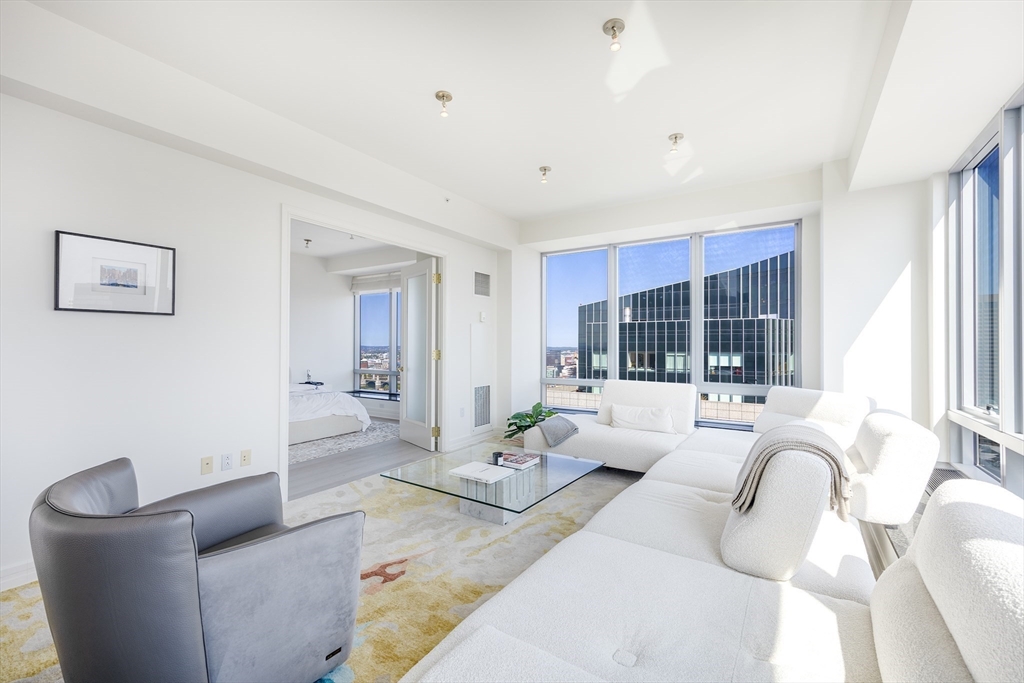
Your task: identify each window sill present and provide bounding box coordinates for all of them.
[947,409,1024,452]
[695,420,755,432]
[348,391,400,402]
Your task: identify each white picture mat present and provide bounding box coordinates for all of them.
[57,233,174,313]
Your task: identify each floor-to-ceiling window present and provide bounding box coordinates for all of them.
[354,285,401,395]
[543,248,608,409]
[950,91,1023,494]
[541,222,799,424]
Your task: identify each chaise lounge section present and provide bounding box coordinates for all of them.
[404,472,1022,682]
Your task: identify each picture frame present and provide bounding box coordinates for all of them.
[54,231,176,315]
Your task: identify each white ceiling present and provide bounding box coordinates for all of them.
[290,219,388,257]
[33,0,891,222]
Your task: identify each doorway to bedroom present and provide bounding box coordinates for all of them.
[285,217,439,500]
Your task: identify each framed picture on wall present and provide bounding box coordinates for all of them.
[54,231,176,315]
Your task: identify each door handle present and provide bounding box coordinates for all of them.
[398,366,404,373]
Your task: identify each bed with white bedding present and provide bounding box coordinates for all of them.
[288,385,372,445]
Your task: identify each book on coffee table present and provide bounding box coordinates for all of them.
[449,462,515,484]
[501,452,541,470]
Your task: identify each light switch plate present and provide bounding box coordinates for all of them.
[200,456,214,475]
[240,449,252,467]
[221,453,232,471]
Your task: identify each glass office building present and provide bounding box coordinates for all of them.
[577,250,796,401]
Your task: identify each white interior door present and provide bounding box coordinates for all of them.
[399,258,439,451]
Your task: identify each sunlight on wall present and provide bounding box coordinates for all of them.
[843,261,913,416]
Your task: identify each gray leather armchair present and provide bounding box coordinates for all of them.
[29,458,364,683]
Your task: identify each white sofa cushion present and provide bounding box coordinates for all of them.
[879,479,1024,683]
[753,386,874,451]
[643,448,746,493]
[418,625,604,683]
[403,530,880,683]
[720,450,832,581]
[585,479,875,604]
[846,411,940,525]
[585,480,733,566]
[595,380,697,435]
[610,404,675,433]
[670,428,760,458]
[523,414,687,472]
[869,558,972,683]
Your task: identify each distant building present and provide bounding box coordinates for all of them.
[576,250,797,403]
[976,294,999,410]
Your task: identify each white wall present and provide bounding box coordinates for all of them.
[0,95,501,587]
[821,160,930,424]
[289,253,352,388]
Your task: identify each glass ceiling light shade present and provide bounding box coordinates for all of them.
[603,18,625,52]
[668,133,684,154]
[435,90,452,118]
[539,166,551,183]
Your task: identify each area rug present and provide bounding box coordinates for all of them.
[289,420,400,465]
[0,466,639,683]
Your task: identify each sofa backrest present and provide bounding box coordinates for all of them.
[847,411,939,525]
[595,380,696,435]
[753,387,874,450]
[46,457,139,515]
[720,449,832,581]
[870,479,1023,683]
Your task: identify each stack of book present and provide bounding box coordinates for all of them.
[500,452,541,470]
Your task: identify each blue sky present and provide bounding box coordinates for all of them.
[546,225,795,346]
[360,292,390,346]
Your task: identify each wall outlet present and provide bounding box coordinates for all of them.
[221,453,232,471]
[240,449,252,467]
[459,407,465,418]
[200,456,214,475]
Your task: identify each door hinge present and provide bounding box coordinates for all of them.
[432,349,441,361]
[431,426,440,438]
[432,273,441,285]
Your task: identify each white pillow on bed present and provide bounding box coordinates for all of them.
[289,383,317,393]
[610,404,676,434]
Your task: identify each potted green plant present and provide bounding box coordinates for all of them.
[504,402,556,441]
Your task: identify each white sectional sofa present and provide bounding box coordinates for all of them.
[403,479,1024,682]
[400,383,1016,682]
[527,383,938,527]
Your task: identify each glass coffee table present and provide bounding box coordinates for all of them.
[381,441,604,525]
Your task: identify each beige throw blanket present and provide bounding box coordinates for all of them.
[732,424,851,521]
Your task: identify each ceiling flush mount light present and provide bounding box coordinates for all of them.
[303,239,312,249]
[435,90,452,117]
[603,18,625,52]
[539,166,551,183]
[668,133,684,154]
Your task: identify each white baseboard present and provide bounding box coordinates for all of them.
[445,429,502,452]
[0,561,37,592]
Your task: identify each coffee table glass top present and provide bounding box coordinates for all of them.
[381,442,603,513]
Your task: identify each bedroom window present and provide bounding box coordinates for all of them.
[948,92,1023,495]
[541,222,800,425]
[355,289,400,395]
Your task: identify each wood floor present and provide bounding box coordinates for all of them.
[288,427,431,500]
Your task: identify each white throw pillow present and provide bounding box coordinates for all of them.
[610,404,676,434]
